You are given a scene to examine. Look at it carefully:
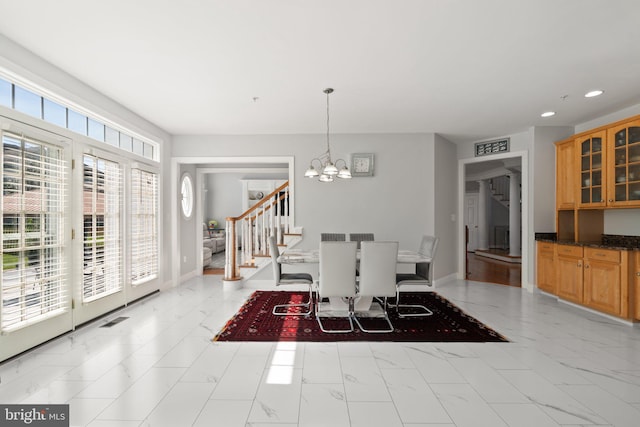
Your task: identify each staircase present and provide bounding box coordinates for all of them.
[489,175,511,208]
[223,181,301,283]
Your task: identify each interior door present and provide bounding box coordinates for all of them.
[465,193,479,251]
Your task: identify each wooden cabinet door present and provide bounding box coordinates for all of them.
[583,259,621,316]
[607,119,640,207]
[577,131,607,208]
[556,255,583,303]
[536,243,556,294]
[556,140,576,209]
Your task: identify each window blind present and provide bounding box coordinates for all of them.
[130,169,158,285]
[82,154,122,302]
[1,132,67,331]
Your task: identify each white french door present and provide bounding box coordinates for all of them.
[0,112,160,361]
[72,150,126,325]
[0,126,73,361]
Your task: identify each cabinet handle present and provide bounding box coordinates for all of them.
[585,264,590,269]
[637,272,640,276]
[577,263,582,267]
[608,199,613,202]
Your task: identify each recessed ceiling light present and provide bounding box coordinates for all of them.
[541,111,556,118]
[585,90,604,98]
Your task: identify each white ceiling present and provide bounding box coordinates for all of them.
[1,0,639,143]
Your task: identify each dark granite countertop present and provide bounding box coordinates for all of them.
[534,233,640,251]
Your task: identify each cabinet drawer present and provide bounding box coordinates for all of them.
[585,247,620,263]
[556,245,583,258]
[537,242,555,253]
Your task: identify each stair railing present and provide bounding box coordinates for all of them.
[224,181,290,281]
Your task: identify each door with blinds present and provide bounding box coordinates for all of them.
[0,127,73,361]
[1,114,160,362]
[72,151,126,325]
[129,167,160,301]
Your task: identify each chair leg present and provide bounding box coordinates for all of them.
[353,297,394,333]
[395,290,434,318]
[272,285,312,316]
[315,296,355,333]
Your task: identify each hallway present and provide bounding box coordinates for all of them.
[466,251,521,287]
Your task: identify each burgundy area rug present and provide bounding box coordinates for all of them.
[213,291,508,342]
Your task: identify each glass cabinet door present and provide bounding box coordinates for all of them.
[609,120,640,205]
[578,131,607,207]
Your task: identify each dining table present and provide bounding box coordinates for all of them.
[277,248,431,311]
[277,248,432,265]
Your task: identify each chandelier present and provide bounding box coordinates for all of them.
[304,88,351,182]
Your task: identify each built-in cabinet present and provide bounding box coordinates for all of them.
[537,242,634,319]
[583,247,629,318]
[556,139,576,210]
[607,119,640,207]
[542,114,640,320]
[536,242,556,294]
[555,115,640,243]
[555,244,584,304]
[578,130,607,208]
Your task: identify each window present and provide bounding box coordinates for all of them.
[82,154,122,302]
[0,77,159,161]
[43,99,67,128]
[13,86,41,119]
[181,173,194,218]
[131,169,158,284]
[67,110,87,135]
[1,132,67,331]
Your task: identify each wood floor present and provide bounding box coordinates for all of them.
[466,251,521,287]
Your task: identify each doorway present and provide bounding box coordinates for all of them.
[458,151,529,290]
[170,157,295,286]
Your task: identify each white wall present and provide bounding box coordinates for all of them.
[204,173,244,224]
[172,132,458,280]
[532,126,574,233]
[604,210,640,236]
[575,104,640,134]
[434,134,457,280]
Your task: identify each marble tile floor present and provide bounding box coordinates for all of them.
[1,276,640,427]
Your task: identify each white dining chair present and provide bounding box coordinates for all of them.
[269,235,314,316]
[349,232,374,249]
[315,241,358,333]
[321,233,346,242]
[394,235,438,317]
[353,241,398,333]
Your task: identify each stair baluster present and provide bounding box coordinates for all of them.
[224,181,291,281]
